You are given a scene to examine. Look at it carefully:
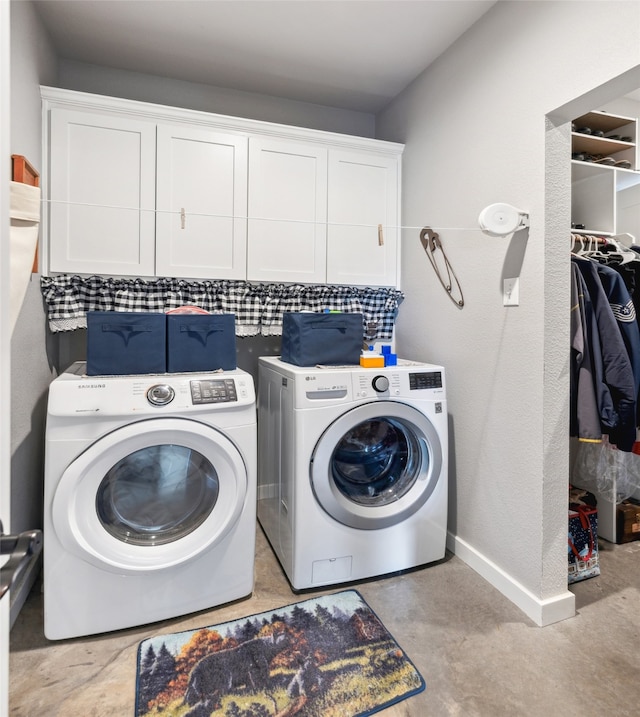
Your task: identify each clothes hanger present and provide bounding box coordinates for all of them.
[578,234,611,261]
[582,234,638,264]
[571,233,587,256]
[571,233,598,259]
[612,232,636,249]
[605,236,638,264]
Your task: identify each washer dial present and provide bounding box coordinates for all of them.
[146,384,175,406]
[372,375,390,393]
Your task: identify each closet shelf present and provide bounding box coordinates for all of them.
[571,133,634,156]
[573,111,636,133]
[572,229,613,238]
[571,109,638,237]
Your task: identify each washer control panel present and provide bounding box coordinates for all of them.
[409,371,443,390]
[355,371,400,398]
[353,368,444,398]
[190,378,238,404]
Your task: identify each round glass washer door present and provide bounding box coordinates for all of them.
[310,402,442,529]
[52,418,248,574]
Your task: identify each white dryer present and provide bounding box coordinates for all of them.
[44,362,257,640]
[257,356,448,590]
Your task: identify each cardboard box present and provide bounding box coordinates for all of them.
[616,499,640,544]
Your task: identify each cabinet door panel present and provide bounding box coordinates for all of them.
[49,109,156,276]
[156,126,248,279]
[248,137,327,283]
[327,151,398,287]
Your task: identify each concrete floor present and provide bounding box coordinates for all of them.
[9,525,640,717]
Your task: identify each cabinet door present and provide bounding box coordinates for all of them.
[247,137,327,283]
[49,109,156,276]
[327,150,399,287]
[156,125,248,279]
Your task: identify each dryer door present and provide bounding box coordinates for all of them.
[311,401,442,529]
[52,418,248,573]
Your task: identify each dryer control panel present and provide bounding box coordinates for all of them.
[47,363,256,417]
[190,378,238,404]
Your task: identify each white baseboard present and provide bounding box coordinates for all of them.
[447,532,575,627]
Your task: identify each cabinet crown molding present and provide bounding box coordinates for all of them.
[40,86,404,156]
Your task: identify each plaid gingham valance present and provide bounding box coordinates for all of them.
[40,275,404,341]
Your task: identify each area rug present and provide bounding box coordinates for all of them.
[135,589,425,717]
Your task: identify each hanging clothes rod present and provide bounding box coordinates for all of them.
[571,232,607,243]
[571,233,608,251]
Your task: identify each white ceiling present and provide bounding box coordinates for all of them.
[32,0,497,113]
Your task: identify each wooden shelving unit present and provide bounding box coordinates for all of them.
[11,154,39,272]
[571,110,640,236]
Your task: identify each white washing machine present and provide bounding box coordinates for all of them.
[44,362,257,640]
[257,356,448,590]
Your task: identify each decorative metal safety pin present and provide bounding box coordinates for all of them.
[419,227,464,308]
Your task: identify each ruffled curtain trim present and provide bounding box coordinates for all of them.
[40,275,404,341]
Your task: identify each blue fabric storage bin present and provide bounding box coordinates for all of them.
[281,312,363,366]
[166,313,237,372]
[86,311,166,376]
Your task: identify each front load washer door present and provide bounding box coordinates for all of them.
[52,418,248,573]
[310,402,442,529]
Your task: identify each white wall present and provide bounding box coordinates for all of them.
[618,184,640,241]
[602,96,640,120]
[9,0,58,624]
[57,59,376,138]
[376,0,640,625]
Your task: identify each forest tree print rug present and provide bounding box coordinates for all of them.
[135,589,425,717]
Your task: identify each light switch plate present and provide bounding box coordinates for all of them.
[504,277,519,306]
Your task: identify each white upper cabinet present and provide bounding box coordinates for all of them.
[156,125,248,279]
[327,150,398,287]
[49,108,157,275]
[248,137,327,283]
[248,141,399,287]
[42,88,403,287]
[48,113,247,279]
